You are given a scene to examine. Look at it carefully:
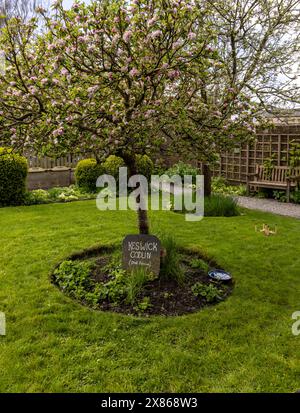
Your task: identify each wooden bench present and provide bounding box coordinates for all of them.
[246,165,300,202]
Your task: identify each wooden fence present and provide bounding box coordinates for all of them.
[26,153,88,169]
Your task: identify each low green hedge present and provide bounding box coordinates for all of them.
[76,154,154,188]
[75,158,103,192]
[102,155,125,180]
[0,148,28,206]
[135,154,154,179]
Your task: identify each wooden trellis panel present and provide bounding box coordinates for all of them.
[212,125,300,183]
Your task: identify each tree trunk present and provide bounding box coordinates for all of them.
[122,152,150,235]
[137,207,149,235]
[203,163,212,197]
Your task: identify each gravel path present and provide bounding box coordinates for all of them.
[236,196,300,219]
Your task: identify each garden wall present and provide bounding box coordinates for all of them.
[28,167,75,190]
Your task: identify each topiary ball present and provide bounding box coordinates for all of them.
[102,155,125,180]
[135,154,154,179]
[75,158,103,192]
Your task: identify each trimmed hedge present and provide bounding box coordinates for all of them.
[75,158,103,192]
[102,155,125,180]
[75,154,154,192]
[0,148,28,206]
[135,154,154,179]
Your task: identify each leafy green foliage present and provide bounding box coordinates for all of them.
[48,185,95,201]
[190,258,210,273]
[24,189,50,205]
[212,177,246,196]
[125,267,150,305]
[54,260,97,304]
[291,189,300,204]
[262,154,277,179]
[191,282,221,303]
[24,185,95,205]
[273,188,300,204]
[0,147,28,206]
[135,154,154,179]
[102,155,125,180]
[98,268,128,304]
[54,256,152,308]
[134,297,152,313]
[273,190,287,203]
[204,194,239,217]
[54,259,128,307]
[284,141,300,168]
[166,161,198,179]
[159,233,184,284]
[75,158,103,192]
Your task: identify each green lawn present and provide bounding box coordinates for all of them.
[0,200,300,392]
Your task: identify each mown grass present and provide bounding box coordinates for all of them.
[0,200,300,392]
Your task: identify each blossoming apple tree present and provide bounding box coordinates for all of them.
[0,0,217,233]
[1,0,293,231]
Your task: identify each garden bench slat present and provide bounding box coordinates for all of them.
[247,165,300,202]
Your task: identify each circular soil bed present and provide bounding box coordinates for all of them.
[51,244,234,316]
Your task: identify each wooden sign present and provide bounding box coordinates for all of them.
[122,234,161,275]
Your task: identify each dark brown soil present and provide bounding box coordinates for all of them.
[52,245,234,317]
[92,253,233,316]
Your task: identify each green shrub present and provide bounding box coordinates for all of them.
[48,185,94,202]
[212,177,246,196]
[102,155,125,180]
[204,194,239,217]
[166,161,198,179]
[54,260,95,301]
[100,267,128,303]
[190,258,210,273]
[24,189,50,205]
[257,188,272,198]
[191,282,221,303]
[75,158,103,192]
[0,147,28,206]
[273,190,287,203]
[135,154,154,179]
[24,185,96,206]
[291,189,300,204]
[160,233,184,284]
[134,296,152,313]
[274,188,300,204]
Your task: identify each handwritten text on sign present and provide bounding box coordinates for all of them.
[122,235,161,275]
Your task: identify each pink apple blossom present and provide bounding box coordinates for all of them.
[52,127,64,137]
[167,69,180,79]
[149,30,162,39]
[188,32,196,40]
[60,68,69,76]
[123,31,133,43]
[129,68,139,77]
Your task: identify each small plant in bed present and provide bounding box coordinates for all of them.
[204,194,240,217]
[191,282,222,303]
[171,193,240,217]
[52,239,233,316]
